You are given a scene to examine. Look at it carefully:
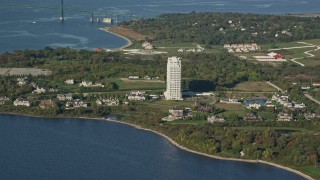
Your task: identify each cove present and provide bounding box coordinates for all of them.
[0,114,304,180]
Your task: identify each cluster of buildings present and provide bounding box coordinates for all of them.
[96,98,120,106]
[65,99,88,109]
[207,115,225,123]
[177,48,204,53]
[254,52,287,62]
[13,98,31,107]
[178,45,205,53]
[243,113,263,121]
[79,81,104,88]
[32,86,58,94]
[162,107,192,121]
[127,91,146,101]
[39,100,56,109]
[244,98,274,109]
[276,112,293,121]
[57,94,73,101]
[220,97,241,104]
[142,41,154,50]
[272,94,306,110]
[224,43,261,53]
[0,97,10,105]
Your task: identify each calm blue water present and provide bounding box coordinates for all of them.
[0,114,304,180]
[1,0,320,52]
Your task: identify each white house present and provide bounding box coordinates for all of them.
[64,79,74,85]
[207,116,225,123]
[13,98,31,107]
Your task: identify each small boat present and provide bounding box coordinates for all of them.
[32,21,36,24]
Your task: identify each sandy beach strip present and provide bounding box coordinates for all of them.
[99,27,133,50]
[0,112,314,180]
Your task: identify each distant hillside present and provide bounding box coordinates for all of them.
[121,12,320,45]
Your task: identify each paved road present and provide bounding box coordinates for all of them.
[304,93,320,105]
[266,81,284,93]
[268,42,320,67]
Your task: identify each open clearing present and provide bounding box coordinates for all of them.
[0,68,51,76]
[115,78,165,90]
[233,81,277,92]
[215,103,245,111]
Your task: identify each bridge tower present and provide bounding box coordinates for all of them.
[60,0,64,22]
[90,12,94,23]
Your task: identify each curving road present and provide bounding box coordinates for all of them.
[304,93,320,105]
[268,42,320,66]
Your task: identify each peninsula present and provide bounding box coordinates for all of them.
[1,12,320,179]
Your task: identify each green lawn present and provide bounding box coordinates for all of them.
[154,42,197,48]
[114,79,165,90]
[262,38,320,50]
[167,119,206,125]
[257,111,277,120]
[296,58,320,66]
[262,42,303,50]
[275,47,315,59]
[303,166,320,177]
[233,81,277,92]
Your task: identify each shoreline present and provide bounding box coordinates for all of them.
[0,112,314,179]
[99,27,133,51]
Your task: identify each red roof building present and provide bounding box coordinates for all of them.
[312,82,320,86]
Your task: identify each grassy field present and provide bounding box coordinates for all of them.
[113,78,165,90]
[303,166,320,177]
[296,49,320,66]
[275,47,315,59]
[258,111,277,120]
[167,119,206,125]
[297,58,320,66]
[215,103,245,111]
[233,81,277,92]
[139,99,193,112]
[262,38,320,50]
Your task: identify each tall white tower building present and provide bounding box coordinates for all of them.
[164,56,182,100]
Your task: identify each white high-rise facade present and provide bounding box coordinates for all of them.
[164,56,182,100]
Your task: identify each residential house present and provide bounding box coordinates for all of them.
[162,108,184,121]
[220,98,240,104]
[277,112,292,121]
[304,112,320,120]
[245,98,267,109]
[312,82,320,87]
[79,80,92,87]
[79,81,104,88]
[39,100,56,109]
[64,79,74,85]
[207,116,225,123]
[65,99,88,109]
[128,76,139,80]
[0,97,10,105]
[243,113,262,121]
[142,41,154,50]
[32,87,47,94]
[57,94,73,101]
[127,91,146,101]
[13,98,31,107]
[254,52,287,62]
[16,77,29,86]
[96,98,120,106]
